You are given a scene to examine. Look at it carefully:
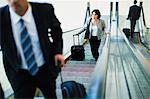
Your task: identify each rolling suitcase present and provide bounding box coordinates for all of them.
[60,71,87,99]
[122,28,130,39]
[71,34,85,61]
[122,20,131,39]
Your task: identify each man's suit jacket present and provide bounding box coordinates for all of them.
[0,2,63,88]
[127,5,141,20]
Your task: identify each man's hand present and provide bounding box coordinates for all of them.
[54,54,65,68]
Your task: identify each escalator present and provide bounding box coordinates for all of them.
[87,1,150,99]
[0,1,149,99]
[106,21,150,99]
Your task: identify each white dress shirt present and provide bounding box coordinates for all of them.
[9,4,45,69]
[91,25,98,36]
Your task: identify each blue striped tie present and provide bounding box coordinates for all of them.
[20,19,39,76]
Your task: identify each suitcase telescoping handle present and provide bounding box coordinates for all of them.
[73,34,80,45]
[60,69,63,83]
[56,61,64,83]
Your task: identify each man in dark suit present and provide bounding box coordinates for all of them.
[0,0,64,98]
[127,0,141,38]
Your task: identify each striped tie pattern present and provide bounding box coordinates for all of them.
[20,19,39,76]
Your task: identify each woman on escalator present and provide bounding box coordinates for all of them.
[79,9,106,60]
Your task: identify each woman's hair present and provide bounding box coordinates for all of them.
[92,9,101,19]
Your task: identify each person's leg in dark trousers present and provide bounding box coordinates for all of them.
[13,64,57,98]
[36,64,57,98]
[130,19,136,38]
[14,69,37,98]
[89,36,101,60]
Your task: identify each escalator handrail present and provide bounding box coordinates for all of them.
[138,13,150,50]
[140,1,146,27]
[87,33,110,99]
[62,27,82,34]
[86,2,113,98]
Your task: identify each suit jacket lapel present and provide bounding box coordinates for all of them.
[5,6,17,56]
[4,7,15,49]
[30,3,44,44]
[30,3,48,61]
[3,6,21,67]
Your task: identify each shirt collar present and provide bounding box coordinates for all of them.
[9,4,32,24]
